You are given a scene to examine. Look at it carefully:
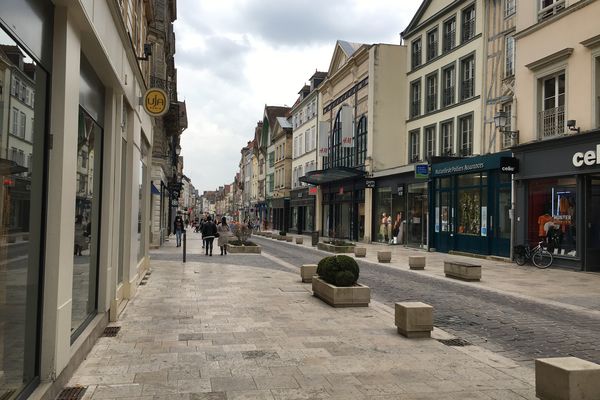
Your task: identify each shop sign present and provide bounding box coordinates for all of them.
[319,122,329,156]
[397,185,404,196]
[430,152,511,177]
[171,199,178,207]
[341,105,354,147]
[500,157,519,174]
[309,187,317,195]
[415,164,429,179]
[143,88,169,117]
[365,180,376,188]
[572,144,600,167]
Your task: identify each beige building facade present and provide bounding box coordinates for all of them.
[512,0,600,271]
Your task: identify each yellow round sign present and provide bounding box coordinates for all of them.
[143,88,169,117]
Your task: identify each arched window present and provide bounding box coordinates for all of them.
[329,108,355,168]
[356,116,367,167]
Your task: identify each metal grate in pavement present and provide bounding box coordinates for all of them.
[56,386,87,400]
[102,326,121,337]
[0,390,15,400]
[437,338,472,347]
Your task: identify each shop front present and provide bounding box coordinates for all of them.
[301,167,367,241]
[372,171,428,248]
[430,152,513,257]
[289,187,315,235]
[513,131,600,271]
[271,197,289,232]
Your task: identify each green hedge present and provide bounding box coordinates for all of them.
[316,255,359,287]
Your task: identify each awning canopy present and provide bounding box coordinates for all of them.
[299,167,366,185]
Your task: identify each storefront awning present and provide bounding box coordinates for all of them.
[300,167,366,185]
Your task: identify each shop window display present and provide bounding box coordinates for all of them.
[528,177,576,257]
[374,186,406,244]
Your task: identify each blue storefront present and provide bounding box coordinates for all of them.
[429,152,513,257]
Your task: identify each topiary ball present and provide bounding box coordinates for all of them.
[317,256,336,277]
[335,270,356,286]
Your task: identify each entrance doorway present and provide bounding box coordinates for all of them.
[585,176,600,272]
[407,183,428,248]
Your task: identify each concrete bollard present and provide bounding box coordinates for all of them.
[377,251,392,263]
[535,357,600,400]
[295,237,304,244]
[409,256,426,270]
[354,247,367,257]
[395,302,433,338]
[300,264,318,283]
[285,236,293,242]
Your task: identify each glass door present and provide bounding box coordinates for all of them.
[585,176,600,272]
[407,183,428,248]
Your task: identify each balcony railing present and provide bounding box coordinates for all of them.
[539,105,565,138]
[538,0,565,21]
[426,95,437,112]
[462,20,475,42]
[150,75,177,102]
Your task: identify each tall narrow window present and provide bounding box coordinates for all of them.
[443,17,456,52]
[539,0,565,21]
[460,55,475,100]
[462,4,476,43]
[505,0,516,16]
[442,64,455,107]
[356,116,367,166]
[410,80,421,118]
[440,120,454,156]
[426,73,438,113]
[425,125,436,159]
[459,114,473,156]
[409,129,420,163]
[539,72,565,138]
[505,36,514,77]
[411,38,422,69]
[502,103,513,148]
[427,28,438,61]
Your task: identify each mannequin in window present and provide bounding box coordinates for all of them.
[386,214,393,244]
[393,211,405,245]
[537,211,553,238]
[379,213,388,242]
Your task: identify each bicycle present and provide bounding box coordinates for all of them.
[513,241,553,269]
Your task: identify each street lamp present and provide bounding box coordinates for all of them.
[493,111,519,140]
[175,144,181,156]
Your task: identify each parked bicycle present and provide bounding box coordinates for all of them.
[513,241,553,268]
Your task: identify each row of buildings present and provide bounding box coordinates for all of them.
[0,1,189,399]
[220,0,600,274]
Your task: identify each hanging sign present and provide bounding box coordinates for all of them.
[340,105,354,147]
[319,122,329,156]
[309,187,317,195]
[365,180,375,188]
[415,164,429,179]
[143,88,169,117]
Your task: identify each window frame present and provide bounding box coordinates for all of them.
[410,78,422,118]
[505,35,515,77]
[426,27,438,61]
[442,62,456,107]
[440,118,455,156]
[425,71,438,113]
[442,15,457,53]
[411,37,423,69]
[409,129,421,163]
[424,124,437,160]
[460,52,476,101]
[461,3,476,44]
[505,0,516,17]
[458,113,474,156]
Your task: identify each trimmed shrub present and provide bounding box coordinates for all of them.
[231,223,252,243]
[316,255,360,287]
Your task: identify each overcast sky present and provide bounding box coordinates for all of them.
[175,0,423,194]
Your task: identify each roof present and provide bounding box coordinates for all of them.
[310,70,328,80]
[337,40,363,58]
[276,116,292,129]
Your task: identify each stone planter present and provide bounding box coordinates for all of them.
[277,235,286,241]
[227,243,261,254]
[409,256,426,270]
[354,247,366,257]
[444,261,481,281]
[264,232,272,238]
[312,277,370,307]
[300,264,317,283]
[295,237,304,245]
[317,242,355,254]
[377,251,392,263]
[285,236,293,242]
[395,302,433,338]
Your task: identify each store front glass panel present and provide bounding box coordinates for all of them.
[527,177,576,257]
[406,183,428,248]
[0,31,47,398]
[137,140,148,262]
[72,107,102,339]
[374,186,407,244]
[457,173,483,235]
[290,207,298,230]
[306,205,314,232]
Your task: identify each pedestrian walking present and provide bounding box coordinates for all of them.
[201,216,218,256]
[174,215,184,247]
[217,216,231,255]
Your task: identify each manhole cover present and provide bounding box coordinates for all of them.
[103,326,121,337]
[56,386,87,400]
[437,338,472,347]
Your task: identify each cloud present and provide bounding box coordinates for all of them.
[174,0,423,193]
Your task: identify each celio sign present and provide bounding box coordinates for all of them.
[572,144,600,167]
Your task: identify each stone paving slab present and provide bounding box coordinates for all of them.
[67,237,538,399]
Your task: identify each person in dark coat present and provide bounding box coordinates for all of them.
[174,215,184,247]
[201,216,218,256]
[217,216,230,255]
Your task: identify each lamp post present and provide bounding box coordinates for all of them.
[493,111,519,140]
